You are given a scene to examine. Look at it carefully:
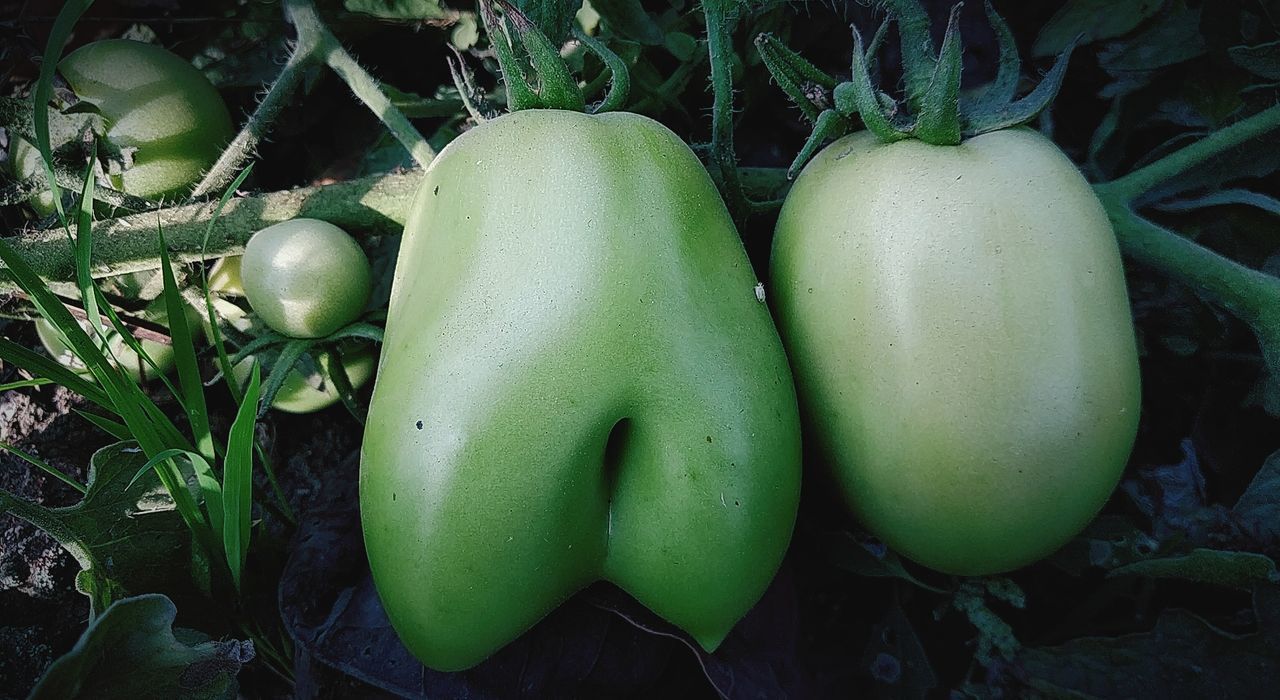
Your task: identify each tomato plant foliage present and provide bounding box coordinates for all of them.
[1,0,1279,697]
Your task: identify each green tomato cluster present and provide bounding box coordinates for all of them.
[359,111,1140,672]
[12,39,233,213]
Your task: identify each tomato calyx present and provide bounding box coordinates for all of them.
[758,0,1076,175]
[454,0,630,118]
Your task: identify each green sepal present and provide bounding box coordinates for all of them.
[864,17,893,78]
[788,109,848,178]
[879,0,937,112]
[963,40,1076,136]
[763,0,1077,156]
[841,26,911,143]
[495,0,585,113]
[964,0,1021,113]
[755,33,839,124]
[911,3,964,146]
[574,27,630,114]
[479,0,541,111]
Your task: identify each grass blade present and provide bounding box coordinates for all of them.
[31,0,96,225]
[157,228,214,463]
[198,166,253,404]
[223,361,260,592]
[73,409,131,441]
[0,442,86,494]
[74,150,102,338]
[0,337,112,410]
[0,378,56,391]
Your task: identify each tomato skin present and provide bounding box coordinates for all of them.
[207,256,244,297]
[13,39,233,213]
[240,219,372,339]
[35,301,183,383]
[771,128,1141,576]
[361,109,801,671]
[234,344,375,414]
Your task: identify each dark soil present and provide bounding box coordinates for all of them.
[0,347,100,698]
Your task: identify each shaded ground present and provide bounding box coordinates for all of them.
[0,325,98,697]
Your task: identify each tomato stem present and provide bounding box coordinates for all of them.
[193,0,436,200]
[703,0,751,222]
[1103,202,1280,375]
[1097,102,1280,204]
[191,45,311,199]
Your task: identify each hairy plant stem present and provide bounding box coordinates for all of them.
[702,0,750,223]
[1,170,419,291]
[2,166,790,293]
[191,0,434,197]
[190,47,310,198]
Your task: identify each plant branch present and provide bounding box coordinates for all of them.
[191,45,312,198]
[1101,199,1280,371]
[702,0,749,223]
[192,0,435,198]
[286,0,435,170]
[1097,103,1280,203]
[1,170,419,292]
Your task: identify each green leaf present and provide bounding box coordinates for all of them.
[824,531,945,593]
[953,581,1022,669]
[1109,549,1280,590]
[1020,586,1280,697]
[0,441,191,616]
[510,0,581,45]
[861,603,937,698]
[591,0,663,45]
[1097,1,1206,74]
[1229,40,1280,80]
[1233,450,1280,546]
[1033,0,1166,57]
[30,594,251,700]
[256,339,314,418]
[343,0,450,21]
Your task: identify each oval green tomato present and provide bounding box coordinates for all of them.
[240,218,372,339]
[13,39,233,213]
[361,109,801,671]
[771,128,1141,576]
[234,344,376,414]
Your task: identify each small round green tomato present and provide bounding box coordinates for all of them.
[234,344,376,414]
[12,39,233,214]
[771,128,1141,576]
[240,219,372,339]
[35,313,175,383]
